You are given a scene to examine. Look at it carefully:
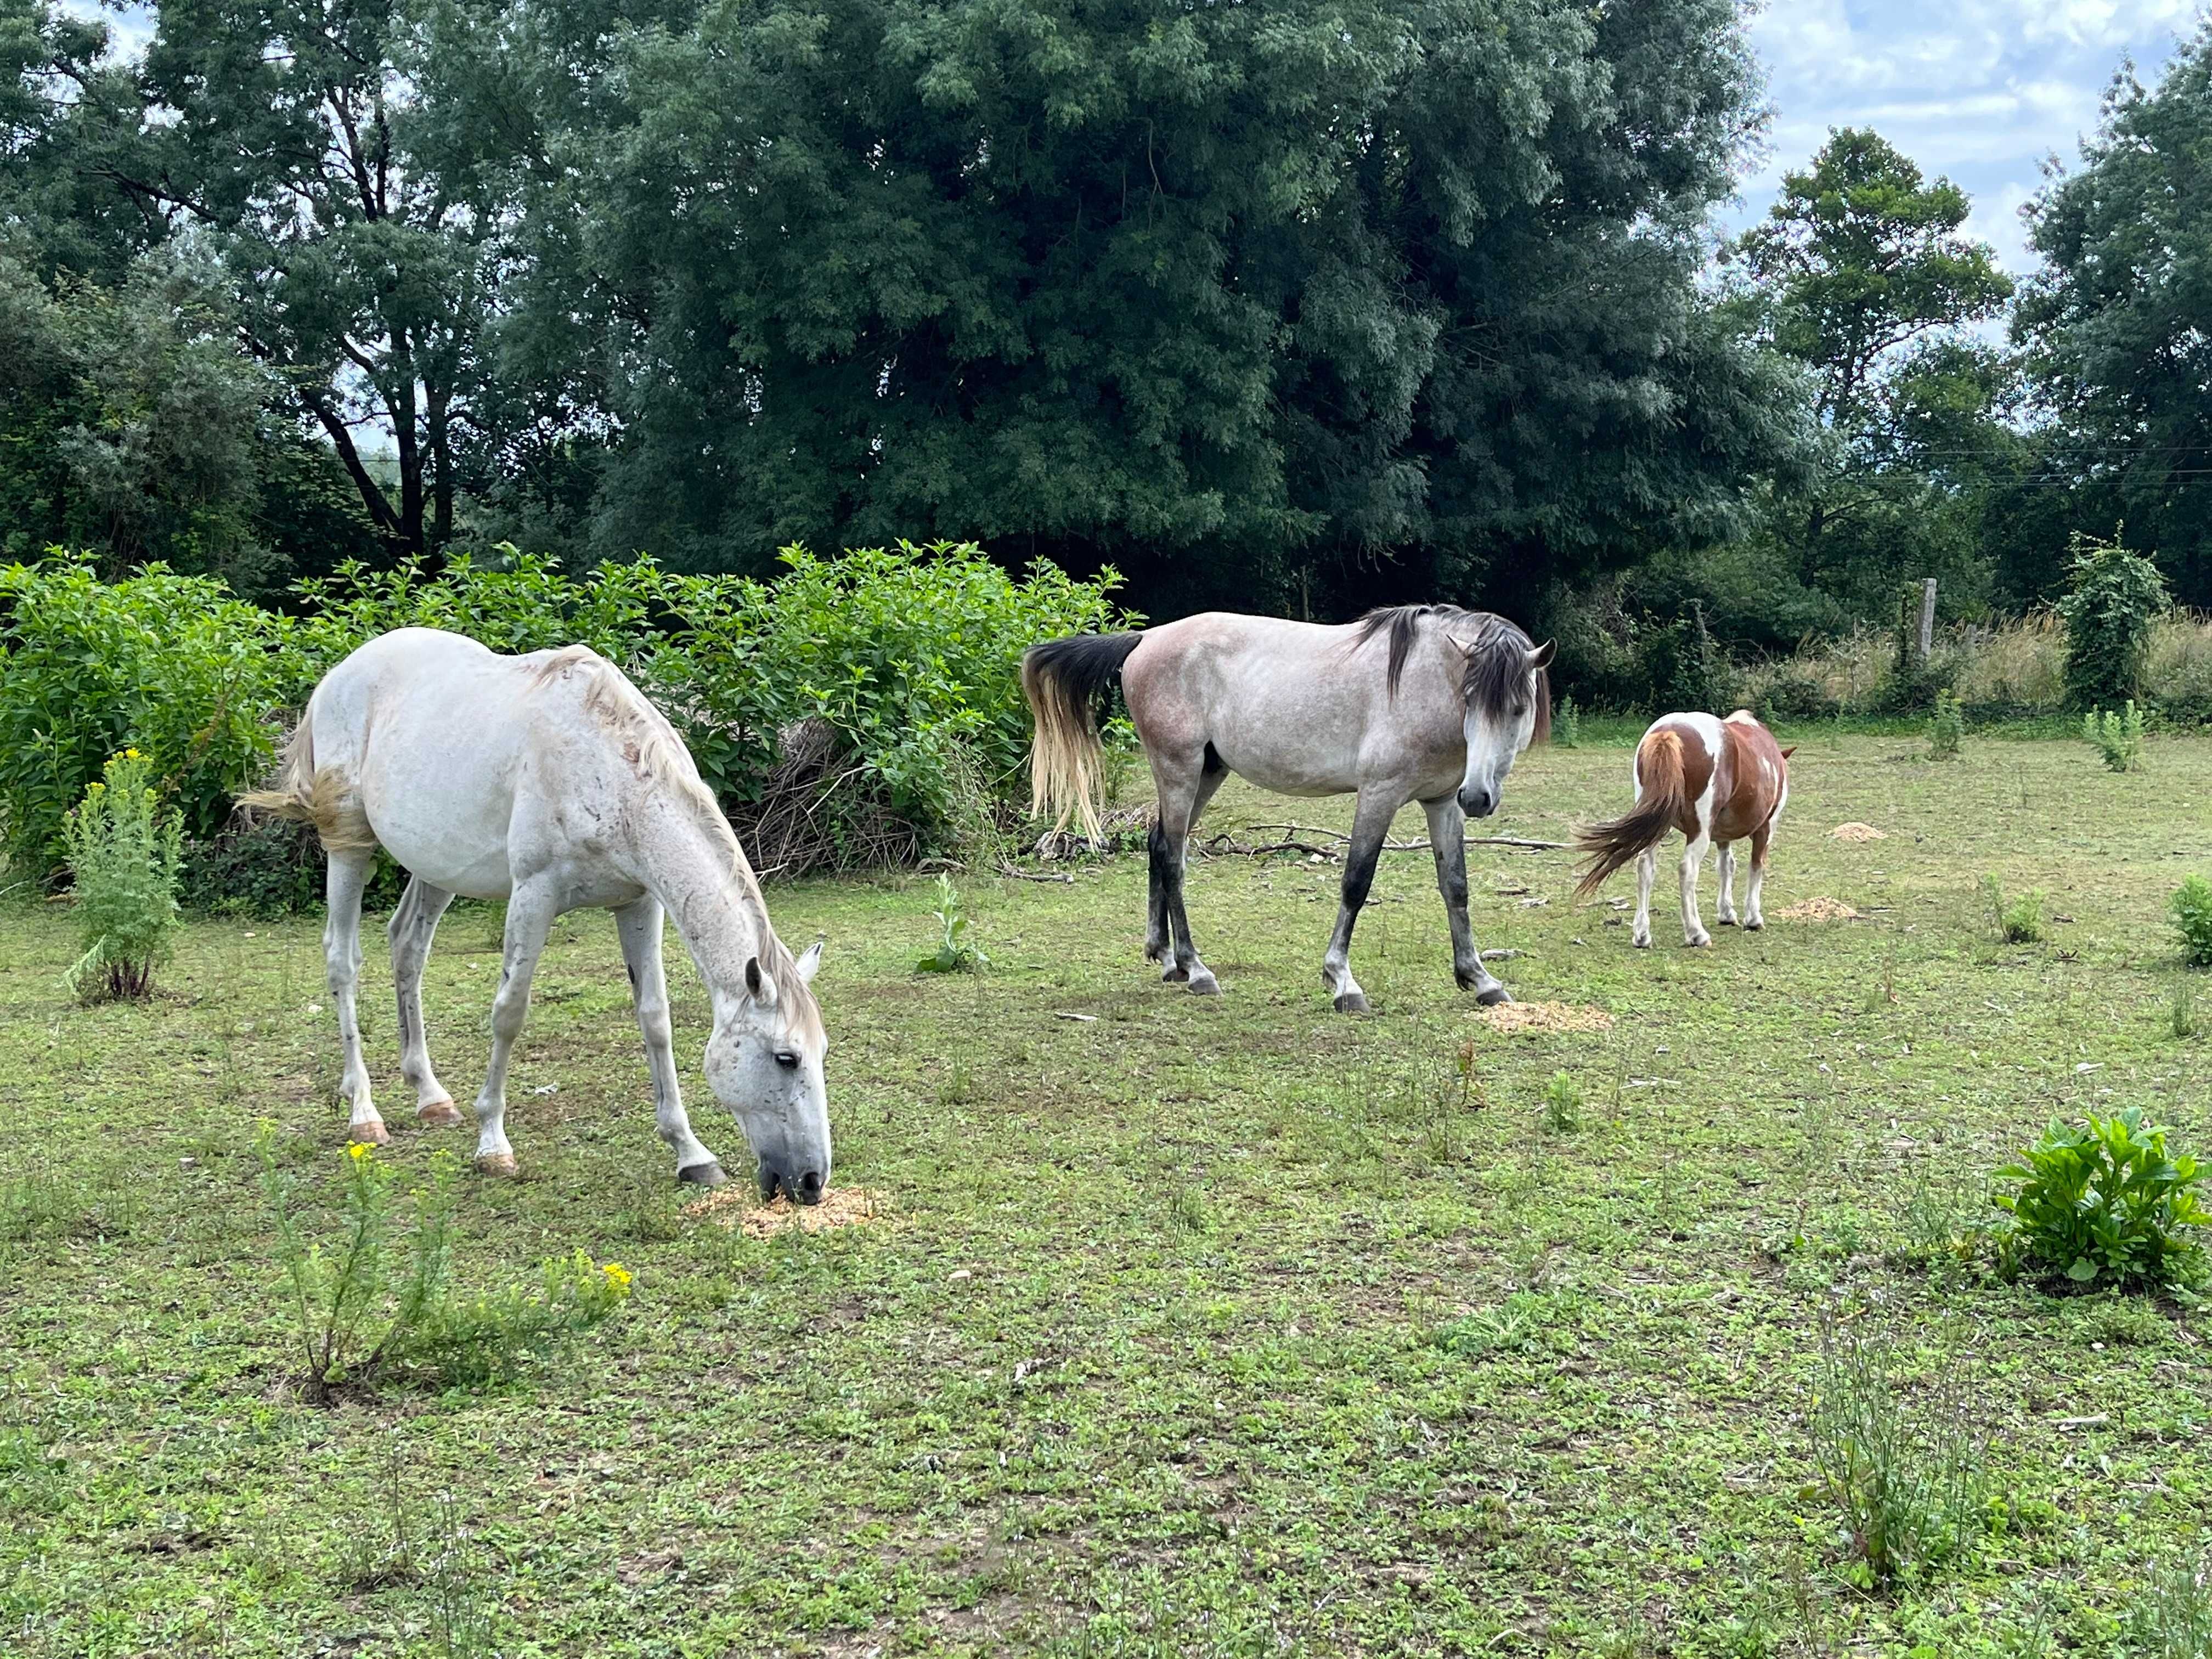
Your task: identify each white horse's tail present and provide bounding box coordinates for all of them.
[1022,631,1144,842]
[1573,726,1686,898]
[236,712,379,854]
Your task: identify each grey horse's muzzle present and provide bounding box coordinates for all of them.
[760,1164,826,1205]
[1459,784,1497,819]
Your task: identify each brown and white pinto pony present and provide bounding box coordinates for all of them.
[1573,712,1792,948]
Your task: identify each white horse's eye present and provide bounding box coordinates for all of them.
[774,1049,800,1070]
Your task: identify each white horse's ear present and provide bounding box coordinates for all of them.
[744,955,778,1008]
[795,938,824,984]
[1526,640,1556,672]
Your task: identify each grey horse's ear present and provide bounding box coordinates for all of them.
[795,938,824,984]
[1527,640,1556,672]
[744,955,779,1008]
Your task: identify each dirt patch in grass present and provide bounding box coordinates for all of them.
[1476,1001,1616,1036]
[682,1184,890,1237]
[1775,897,1863,922]
[1827,821,1888,842]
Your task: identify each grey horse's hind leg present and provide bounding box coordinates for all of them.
[1149,747,1225,994]
[1420,795,1510,1005]
[1321,787,1402,1014]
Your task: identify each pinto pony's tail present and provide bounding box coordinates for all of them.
[235,715,379,854]
[1023,631,1145,842]
[1572,728,1686,899]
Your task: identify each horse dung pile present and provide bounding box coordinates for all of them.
[1776,896,1863,922]
[1828,821,1888,842]
[1476,1000,1616,1036]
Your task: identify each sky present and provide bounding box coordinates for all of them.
[1727,0,2203,273]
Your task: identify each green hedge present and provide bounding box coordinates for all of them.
[0,541,1132,884]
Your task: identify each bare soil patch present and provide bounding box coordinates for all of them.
[683,1184,890,1237]
[1476,1001,1616,1036]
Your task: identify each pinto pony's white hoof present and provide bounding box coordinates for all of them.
[416,1098,464,1127]
[476,1152,520,1177]
[348,1118,391,1146]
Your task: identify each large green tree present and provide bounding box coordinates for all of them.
[2016,27,2212,605]
[495,0,1802,612]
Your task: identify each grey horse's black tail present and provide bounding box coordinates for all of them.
[1022,631,1144,840]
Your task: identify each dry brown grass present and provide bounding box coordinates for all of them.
[1775,897,1863,922]
[682,1184,891,1237]
[1477,1001,1616,1036]
[1828,822,1888,843]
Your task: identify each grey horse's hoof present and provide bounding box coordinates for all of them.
[676,1160,729,1188]
[1160,963,1189,983]
[1188,971,1220,996]
[416,1098,464,1127]
[1476,984,1513,1007]
[1333,990,1370,1014]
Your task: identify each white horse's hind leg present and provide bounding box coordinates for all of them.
[471,885,557,1175]
[1321,787,1401,1014]
[324,850,385,1144]
[1633,847,1657,949]
[1715,843,1739,927]
[616,897,724,1186]
[1680,833,1712,947]
[1421,795,1509,1004]
[387,876,460,1124]
[1150,751,1223,995]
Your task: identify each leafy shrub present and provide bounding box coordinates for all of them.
[0,553,289,876]
[2170,877,2212,968]
[1554,695,1581,748]
[60,751,183,1002]
[915,873,986,973]
[2059,529,2168,710]
[2085,701,2146,771]
[1927,689,1963,759]
[1993,1109,2210,1290]
[258,1133,631,1401]
[1804,1311,1990,1587]
[1980,874,2046,944]
[1539,1070,1582,1133]
[178,816,404,917]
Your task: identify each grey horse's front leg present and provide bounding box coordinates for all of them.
[1420,796,1510,1005]
[388,876,461,1125]
[325,849,385,1143]
[471,884,557,1176]
[615,896,724,1186]
[1321,789,1401,1014]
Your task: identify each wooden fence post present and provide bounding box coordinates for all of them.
[1917,578,1937,662]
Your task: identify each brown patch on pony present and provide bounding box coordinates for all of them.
[1709,714,1786,843]
[1573,724,1698,896]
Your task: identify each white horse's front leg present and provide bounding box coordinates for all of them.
[615,897,724,1186]
[388,876,461,1125]
[1680,834,1712,947]
[1633,848,1657,949]
[472,886,557,1176]
[1421,795,1509,1004]
[1715,843,1739,927]
[324,850,385,1144]
[1321,789,1399,1014]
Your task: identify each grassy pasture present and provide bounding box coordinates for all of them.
[2,728,2208,1657]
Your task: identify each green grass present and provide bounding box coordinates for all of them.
[3,731,2209,1656]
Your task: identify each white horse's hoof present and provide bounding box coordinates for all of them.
[1333,990,1370,1015]
[416,1098,464,1127]
[1632,935,1652,950]
[349,1118,390,1146]
[676,1160,728,1187]
[1685,933,1712,949]
[476,1152,520,1177]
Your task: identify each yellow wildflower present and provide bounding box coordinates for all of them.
[347,1142,371,1162]
[122,747,142,760]
[601,1262,633,1290]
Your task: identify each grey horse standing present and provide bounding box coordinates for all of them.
[1023,606,1551,1013]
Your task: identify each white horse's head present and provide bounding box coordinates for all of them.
[1453,632,1555,819]
[705,938,831,1203]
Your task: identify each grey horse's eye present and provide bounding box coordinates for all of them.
[774,1049,800,1070]
[1510,703,1527,719]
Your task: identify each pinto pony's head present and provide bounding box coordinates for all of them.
[705,938,831,1203]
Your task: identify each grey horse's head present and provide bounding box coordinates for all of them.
[704,938,831,1203]
[1450,619,1554,819]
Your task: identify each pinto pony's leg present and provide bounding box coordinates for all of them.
[1421,795,1510,1005]
[1633,848,1658,949]
[325,850,385,1143]
[1680,832,1712,947]
[471,885,557,1176]
[1321,787,1401,1014]
[388,876,460,1125]
[616,896,724,1185]
[1746,821,1775,930]
[1715,843,1739,927]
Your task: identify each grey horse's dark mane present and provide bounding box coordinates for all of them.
[1350,605,1551,741]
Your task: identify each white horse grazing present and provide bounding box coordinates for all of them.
[242,627,831,1200]
[1024,606,1552,1013]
